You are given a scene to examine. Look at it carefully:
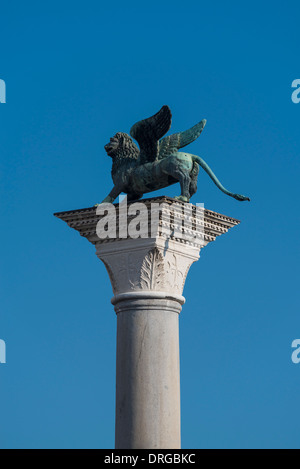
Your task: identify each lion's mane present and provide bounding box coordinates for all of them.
[111,132,140,179]
[112,132,139,160]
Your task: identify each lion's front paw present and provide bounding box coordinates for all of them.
[174,195,190,203]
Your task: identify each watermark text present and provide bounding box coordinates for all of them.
[291,79,300,104]
[0,339,6,364]
[291,339,300,364]
[0,79,6,103]
[96,197,205,243]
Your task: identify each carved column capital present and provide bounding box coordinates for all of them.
[54,196,240,309]
[96,242,196,307]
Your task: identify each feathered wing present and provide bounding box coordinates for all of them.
[130,105,172,164]
[158,119,207,159]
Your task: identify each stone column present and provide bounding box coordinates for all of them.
[54,196,239,449]
[114,296,182,448]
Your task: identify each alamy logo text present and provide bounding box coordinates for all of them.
[0,79,6,103]
[0,340,6,364]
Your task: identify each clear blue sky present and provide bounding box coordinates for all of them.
[1,0,300,449]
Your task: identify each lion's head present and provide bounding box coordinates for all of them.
[104,132,139,160]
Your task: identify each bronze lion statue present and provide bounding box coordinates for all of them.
[98,106,250,204]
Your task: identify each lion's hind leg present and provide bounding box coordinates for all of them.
[189,162,199,198]
[167,167,191,202]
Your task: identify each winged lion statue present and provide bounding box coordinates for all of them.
[98,105,250,204]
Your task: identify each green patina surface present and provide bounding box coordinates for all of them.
[98,106,250,205]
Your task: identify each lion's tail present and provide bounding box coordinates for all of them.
[191,155,250,202]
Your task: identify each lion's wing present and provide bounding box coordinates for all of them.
[130,105,172,164]
[158,119,207,159]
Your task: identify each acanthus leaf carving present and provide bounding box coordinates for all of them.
[140,248,165,290]
[166,253,184,291]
